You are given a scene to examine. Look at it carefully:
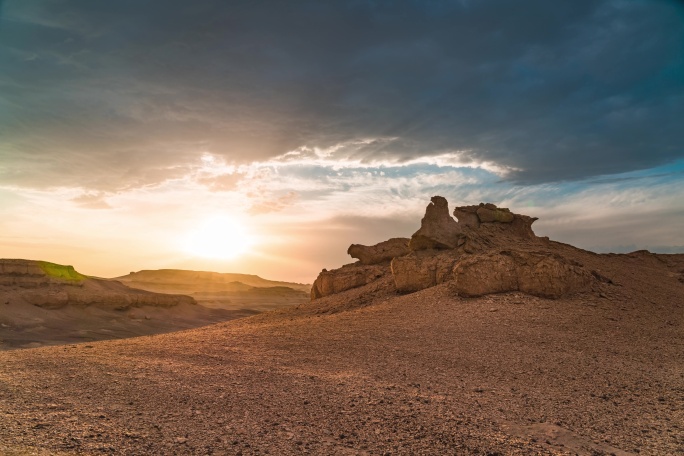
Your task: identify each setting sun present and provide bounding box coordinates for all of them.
[184,216,255,259]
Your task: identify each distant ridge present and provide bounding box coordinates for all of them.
[0,259,194,309]
[117,269,311,294]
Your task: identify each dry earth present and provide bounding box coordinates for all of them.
[0,263,309,350]
[0,246,682,455]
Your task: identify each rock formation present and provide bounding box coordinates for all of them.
[408,196,464,250]
[452,250,593,299]
[312,196,600,301]
[453,203,538,239]
[0,259,195,310]
[347,238,410,265]
[311,264,387,300]
[391,251,458,293]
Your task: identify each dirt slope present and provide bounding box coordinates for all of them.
[0,247,682,455]
[0,260,247,350]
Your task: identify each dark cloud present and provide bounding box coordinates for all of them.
[1,0,683,190]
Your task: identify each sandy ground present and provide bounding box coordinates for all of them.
[0,276,308,350]
[0,301,254,351]
[0,248,682,455]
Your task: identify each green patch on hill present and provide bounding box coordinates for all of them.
[37,261,87,282]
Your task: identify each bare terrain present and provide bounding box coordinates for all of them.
[0,199,682,455]
[0,262,307,350]
[117,269,310,313]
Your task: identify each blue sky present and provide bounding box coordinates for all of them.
[0,0,682,281]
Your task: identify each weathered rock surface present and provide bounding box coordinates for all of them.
[310,264,388,299]
[313,196,599,301]
[454,203,538,239]
[391,251,459,293]
[453,250,594,299]
[1,259,196,309]
[476,205,514,223]
[347,238,410,265]
[409,196,464,250]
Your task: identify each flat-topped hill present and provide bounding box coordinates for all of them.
[117,269,311,294]
[0,259,195,310]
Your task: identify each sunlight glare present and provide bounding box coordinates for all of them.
[185,216,255,259]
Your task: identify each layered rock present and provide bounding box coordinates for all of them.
[452,250,593,299]
[311,196,597,301]
[0,259,86,287]
[408,196,464,250]
[310,264,387,300]
[1,259,196,309]
[453,203,538,239]
[347,238,410,265]
[391,251,459,293]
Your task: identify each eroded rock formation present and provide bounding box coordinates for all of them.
[408,196,464,250]
[391,251,458,293]
[311,264,387,300]
[452,250,594,299]
[312,196,600,301]
[347,238,410,265]
[453,203,538,239]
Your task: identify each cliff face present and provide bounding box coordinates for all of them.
[311,197,598,300]
[0,259,195,310]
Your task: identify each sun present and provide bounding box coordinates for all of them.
[184,216,255,259]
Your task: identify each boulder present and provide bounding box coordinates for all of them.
[453,203,538,239]
[347,238,410,265]
[408,196,464,250]
[476,206,514,223]
[452,250,594,299]
[391,251,459,293]
[311,264,388,300]
[453,205,480,229]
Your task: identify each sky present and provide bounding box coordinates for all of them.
[1,0,683,283]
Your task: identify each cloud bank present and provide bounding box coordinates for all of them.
[1,0,683,192]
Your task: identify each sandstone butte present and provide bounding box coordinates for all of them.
[312,196,597,301]
[0,196,683,455]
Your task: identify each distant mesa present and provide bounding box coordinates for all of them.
[0,259,194,310]
[312,197,598,300]
[117,269,310,294]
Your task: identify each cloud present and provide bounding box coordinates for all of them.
[248,191,298,215]
[0,0,682,193]
[70,191,112,209]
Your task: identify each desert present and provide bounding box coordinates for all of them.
[0,260,308,350]
[2,1,683,455]
[1,197,682,455]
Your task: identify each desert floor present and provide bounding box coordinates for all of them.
[0,250,682,455]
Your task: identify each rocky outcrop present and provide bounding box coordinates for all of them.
[348,238,410,265]
[311,264,388,300]
[312,196,597,301]
[391,251,458,293]
[453,203,538,239]
[0,259,86,286]
[1,259,196,309]
[408,196,464,250]
[452,250,594,299]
